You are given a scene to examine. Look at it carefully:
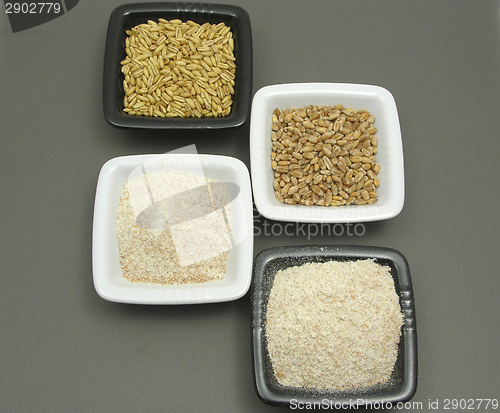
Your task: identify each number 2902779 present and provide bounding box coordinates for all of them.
[5,3,62,14]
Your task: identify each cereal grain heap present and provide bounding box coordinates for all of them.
[271,105,380,206]
[121,19,236,118]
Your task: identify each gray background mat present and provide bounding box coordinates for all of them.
[1,1,499,412]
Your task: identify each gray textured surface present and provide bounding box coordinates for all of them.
[1,1,499,412]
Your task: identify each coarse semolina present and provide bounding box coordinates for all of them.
[116,170,232,284]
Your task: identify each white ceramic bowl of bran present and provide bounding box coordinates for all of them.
[92,153,253,304]
[250,82,405,223]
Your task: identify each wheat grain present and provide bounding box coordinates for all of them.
[270,105,380,206]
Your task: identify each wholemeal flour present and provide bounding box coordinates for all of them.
[266,259,403,391]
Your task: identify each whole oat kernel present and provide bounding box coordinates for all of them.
[121,19,236,118]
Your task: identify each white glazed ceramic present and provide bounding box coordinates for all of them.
[250,83,404,223]
[92,153,253,304]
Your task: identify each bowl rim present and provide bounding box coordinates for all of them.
[92,153,254,304]
[251,245,418,407]
[103,2,253,129]
[249,82,405,223]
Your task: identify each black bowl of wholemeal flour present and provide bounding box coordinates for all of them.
[251,245,417,408]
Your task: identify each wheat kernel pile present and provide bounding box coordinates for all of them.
[271,104,380,206]
[116,170,231,284]
[121,19,236,118]
[265,259,403,391]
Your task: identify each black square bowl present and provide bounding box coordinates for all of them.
[103,2,253,130]
[251,245,417,408]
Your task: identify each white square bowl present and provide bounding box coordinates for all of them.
[249,83,405,223]
[92,153,254,304]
